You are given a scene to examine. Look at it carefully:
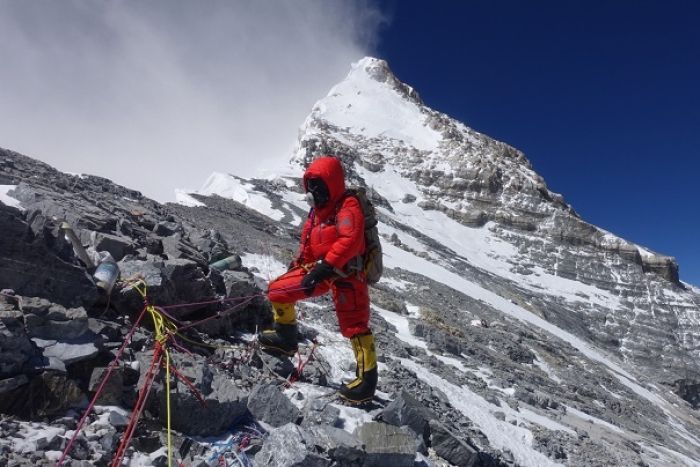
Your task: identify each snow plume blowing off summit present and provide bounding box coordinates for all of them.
[0,1,385,202]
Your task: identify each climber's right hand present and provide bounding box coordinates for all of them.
[300,261,334,296]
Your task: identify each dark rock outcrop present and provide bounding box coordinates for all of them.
[247,383,301,428]
[0,371,85,419]
[429,419,480,467]
[0,295,36,378]
[0,204,97,307]
[354,421,416,467]
[380,390,435,450]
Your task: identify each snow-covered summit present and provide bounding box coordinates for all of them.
[303,57,437,151]
[294,57,573,225]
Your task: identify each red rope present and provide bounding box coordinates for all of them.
[169,364,207,408]
[111,343,164,466]
[57,274,324,466]
[295,350,303,377]
[289,341,318,384]
[57,305,149,467]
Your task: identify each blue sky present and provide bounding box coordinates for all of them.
[374,0,699,285]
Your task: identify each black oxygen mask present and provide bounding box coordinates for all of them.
[306,177,330,208]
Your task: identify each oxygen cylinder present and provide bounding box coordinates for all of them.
[209,254,242,272]
[93,259,119,293]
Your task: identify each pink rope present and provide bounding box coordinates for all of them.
[176,296,257,332]
[170,336,197,359]
[154,305,186,324]
[158,294,263,310]
[158,280,326,312]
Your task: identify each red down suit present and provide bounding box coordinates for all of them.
[267,156,370,338]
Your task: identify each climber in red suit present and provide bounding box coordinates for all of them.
[259,156,377,403]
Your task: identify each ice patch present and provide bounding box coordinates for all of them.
[405,303,421,317]
[0,185,23,210]
[283,382,334,411]
[174,189,206,207]
[378,276,412,291]
[433,354,467,371]
[9,423,64,454]
[332,402,376,434]
[198,172,284,221]
[465,366,493,385]
[374,304,427,350]
[303,321,356,384]
[374,304,468,372]
[240,253,287,282]
[129,447,167,466]
[379,222,431,255]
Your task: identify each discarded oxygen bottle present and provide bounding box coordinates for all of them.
[209,254,242,272]
[93,256,120,294]
[60,221,95,268]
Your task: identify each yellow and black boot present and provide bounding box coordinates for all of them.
[259,302,298,355]
[339,332,378,403]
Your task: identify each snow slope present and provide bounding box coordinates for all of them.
[0,185,23,210]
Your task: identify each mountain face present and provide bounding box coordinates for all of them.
[295,58,698,386]
[186,58,700,464]
[1,57,700,467]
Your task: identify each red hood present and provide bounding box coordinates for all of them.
[303,157,346,216]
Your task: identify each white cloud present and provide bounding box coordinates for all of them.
[0,1,386,201]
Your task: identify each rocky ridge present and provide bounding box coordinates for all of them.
[1,148,506,466]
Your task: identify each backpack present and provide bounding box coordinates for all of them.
[343,187,383,284]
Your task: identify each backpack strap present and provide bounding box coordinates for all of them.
[296,208,315,263]
[330,189,364,276]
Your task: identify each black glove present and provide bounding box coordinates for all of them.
[301,261,334,296]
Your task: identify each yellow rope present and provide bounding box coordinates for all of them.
[164,347,172,467]
[130,280,174,467]
[145,307,174,467]
[130,279,149,300]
